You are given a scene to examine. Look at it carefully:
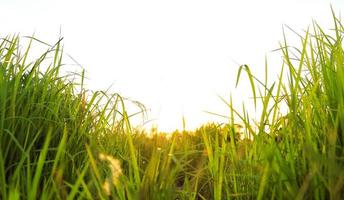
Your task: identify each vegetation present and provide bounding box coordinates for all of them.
[1,10,344,200]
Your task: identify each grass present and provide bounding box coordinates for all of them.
[1,9,344,200]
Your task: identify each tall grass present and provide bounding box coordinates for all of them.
[1,9,344,200]
[0,35,139,199]
[232,9,344,199]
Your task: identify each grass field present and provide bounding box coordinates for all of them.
[1,11,344,200]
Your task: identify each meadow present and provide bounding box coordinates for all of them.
[0,11,344,200]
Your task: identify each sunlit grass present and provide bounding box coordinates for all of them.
[1,9,344,200]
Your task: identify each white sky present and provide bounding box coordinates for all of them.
[1,0,343,132]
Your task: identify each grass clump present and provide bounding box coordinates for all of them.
[232,10,344,199]
[1,9,344,200]
[0,35,136,199]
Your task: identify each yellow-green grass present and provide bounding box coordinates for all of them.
[1,9,344,200]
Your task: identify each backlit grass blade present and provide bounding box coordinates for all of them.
[236,64,257,108]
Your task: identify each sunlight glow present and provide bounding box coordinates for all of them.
[1,0,342,132]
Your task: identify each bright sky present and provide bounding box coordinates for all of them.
[1,0,343,132]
